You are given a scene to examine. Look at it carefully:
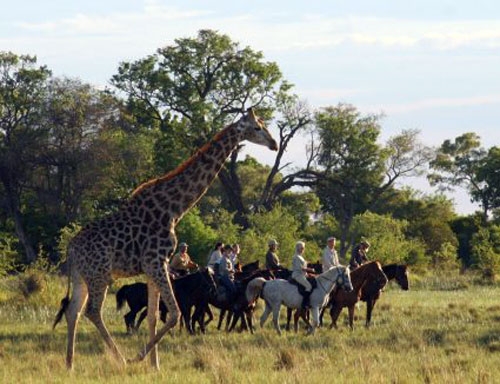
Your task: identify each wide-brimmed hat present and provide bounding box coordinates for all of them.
[179,242,188,248]
[268,239,279,246]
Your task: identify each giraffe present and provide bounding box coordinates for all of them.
[53,108,278,369]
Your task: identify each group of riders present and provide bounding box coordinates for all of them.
[167,237,371,310]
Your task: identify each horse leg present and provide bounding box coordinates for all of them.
[63,272,88,369]
[366,297,378,327]
[217,309,226,330]
[348,304,355,330]
[124,310,137,334]
[285,307,293,331]
[294,309,301,333]
[272,305,282,336]
[204,305,214,327]
[225,310,233,332]
[260,301,272,328]
[134,308,147,332]
[329,304,343,329]
[307,307,320,335]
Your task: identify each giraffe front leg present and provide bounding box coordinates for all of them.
[132,262,180,367]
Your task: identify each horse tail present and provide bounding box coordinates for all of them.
[116,285,128,311]
[53,242,74,330]
[245,277,266,304]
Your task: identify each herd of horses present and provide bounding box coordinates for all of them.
[115,260,409,335]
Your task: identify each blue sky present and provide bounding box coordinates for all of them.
[3,0,500,214]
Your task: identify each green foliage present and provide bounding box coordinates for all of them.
[350,211,416,265]
[470,225,500,279]
[245,206,301,267]
[430,242,460,270]
[175,208,218,265]
[429,132,493,220]
[0,232,21,276]
[57,223,82,263]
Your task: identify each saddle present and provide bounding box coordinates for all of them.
[288,277,317,296]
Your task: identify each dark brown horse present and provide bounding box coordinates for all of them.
[361,263,409,327]
[327,261,388,330]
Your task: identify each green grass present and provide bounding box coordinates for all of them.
[1,273,500,383]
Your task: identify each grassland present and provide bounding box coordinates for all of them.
[1,272,500,383]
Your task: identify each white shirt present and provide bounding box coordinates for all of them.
[322,246,339,272]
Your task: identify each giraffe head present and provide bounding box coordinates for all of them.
[237,108,278,151]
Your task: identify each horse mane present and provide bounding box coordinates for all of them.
[131,123,235,197]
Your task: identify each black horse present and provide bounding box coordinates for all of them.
[361,263,409,326]
[116,267,217,334]
[205,260,261,331]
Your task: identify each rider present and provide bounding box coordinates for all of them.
[207,242,223,271]
[291,241,316,309]
[321,236,339,272]
[169,242,198,277]
[265,239,281,270]
[349,240,370,270]
[218,244,237,301]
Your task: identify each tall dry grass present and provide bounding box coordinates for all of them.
[1,272,500,383]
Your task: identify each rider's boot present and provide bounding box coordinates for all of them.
[301,290,311,310]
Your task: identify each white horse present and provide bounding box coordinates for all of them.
[246,265,353,335]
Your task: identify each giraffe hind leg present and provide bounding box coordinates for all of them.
[84,279,126,365]
[64,273,88,369]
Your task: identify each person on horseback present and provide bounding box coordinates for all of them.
[321,236,339,272]
[291,241,316,309]
[349,240,370,270]
[170,242,198,277]
[265,239,281,270]
[207,242,223,271]
[219,244,237,301]
[229,243,240,269]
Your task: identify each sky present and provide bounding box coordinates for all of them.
[3,0,500,215]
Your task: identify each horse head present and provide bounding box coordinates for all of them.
[396,265,409,290]
[336,266,354,292]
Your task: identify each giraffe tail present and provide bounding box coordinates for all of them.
[53,243,74,330]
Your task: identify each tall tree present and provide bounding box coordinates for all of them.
[0,52,51,262]
[311,104,433,256]
[428,133,491,221]
[110,30,287,226]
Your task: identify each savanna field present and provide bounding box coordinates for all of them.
[2,271,500,384]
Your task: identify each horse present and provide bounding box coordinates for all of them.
[283,261,323,330]
[246,265,353,335]
[116,282,167,334]
[205,260,262,331]
[116,267,217,334]
[226,268,275,333]
[361,263,409,327]
[326,261,388,330]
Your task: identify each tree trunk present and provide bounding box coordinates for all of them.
[1,177,37,263]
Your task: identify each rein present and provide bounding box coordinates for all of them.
[316,269,343,294]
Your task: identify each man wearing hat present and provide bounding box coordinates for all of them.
[265,239,281,270]
[322,236,339,272]
[170,242,198,277]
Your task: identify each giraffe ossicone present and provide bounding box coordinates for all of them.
[53,108,277,369]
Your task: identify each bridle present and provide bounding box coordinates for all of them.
[316,268,347,293]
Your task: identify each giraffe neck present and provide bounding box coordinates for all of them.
[130,122,241,219]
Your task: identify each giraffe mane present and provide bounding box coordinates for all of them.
[131,122,236,197]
